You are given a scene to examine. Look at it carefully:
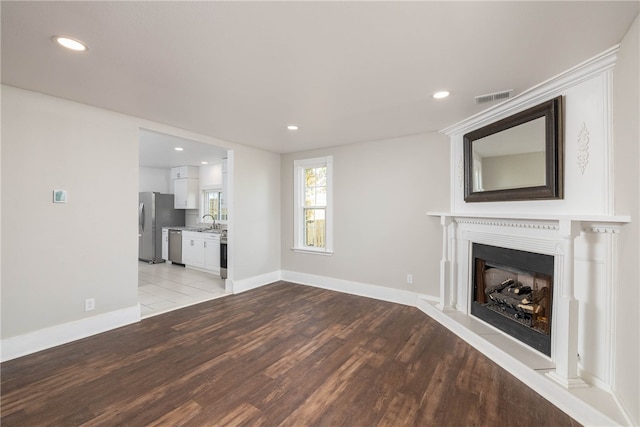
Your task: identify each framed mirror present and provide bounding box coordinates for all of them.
[463,96,564,202]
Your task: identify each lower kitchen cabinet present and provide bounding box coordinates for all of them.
[182,236,205,267]
[204,235,220,272]
[181,231,220,273]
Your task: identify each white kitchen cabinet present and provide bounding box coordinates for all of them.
[204,235,220,272]
[181,236,192,265]
[182,234,205,268]
[171,166,199,179]
[181,231,220,273]
[174,178,199,209]
[161,228,169,261]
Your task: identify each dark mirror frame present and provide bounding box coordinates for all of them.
[463,96,564,202]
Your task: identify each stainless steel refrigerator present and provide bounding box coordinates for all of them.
[138,192,185,263]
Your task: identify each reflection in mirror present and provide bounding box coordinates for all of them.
[472,117,545,192]
[463,96,563,202]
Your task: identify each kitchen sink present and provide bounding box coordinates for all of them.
[186,228,220,233]
[184,226,223,234]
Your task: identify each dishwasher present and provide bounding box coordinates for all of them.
[168,229,183,264]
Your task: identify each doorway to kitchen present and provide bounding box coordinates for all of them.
[138,128,231,318]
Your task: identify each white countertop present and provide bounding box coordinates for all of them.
[163,226,222,234]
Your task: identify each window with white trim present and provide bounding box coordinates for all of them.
[201,188,227,222]
[293,156,333,254]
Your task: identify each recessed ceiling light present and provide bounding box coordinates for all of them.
[287,125,299,131]
[174,147,184,151]
[433,91,450,99]
[52,35,88,52]
[201,161,208,165]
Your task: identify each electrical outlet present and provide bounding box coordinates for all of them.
[85,298,95,312]
[406,274,413,284]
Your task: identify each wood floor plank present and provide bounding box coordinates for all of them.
[1,281,580,427]
[147,400,202,427]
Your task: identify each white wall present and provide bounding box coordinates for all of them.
[200,163,223,187]
[1,86,140,339]
[139,166,171,193]
[1,86,283,359]
[231,146,281,282]
[612,14,639,424]
[281,133,449,297]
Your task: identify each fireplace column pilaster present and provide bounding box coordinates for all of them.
[437,216,454,311]
[547,219,589,389]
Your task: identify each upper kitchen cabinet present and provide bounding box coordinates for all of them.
[174,178,199,209]
[173,165,199,209]
[171,166,199,180]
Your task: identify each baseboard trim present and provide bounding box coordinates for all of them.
[231,270,283,294]
[611,391,636,427]
[1,305,141,362]
[281,270,419,306]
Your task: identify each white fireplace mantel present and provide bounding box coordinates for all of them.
[423,211,630,425]
[428,211,630,227]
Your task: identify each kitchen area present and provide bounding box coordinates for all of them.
[138,129,230,317]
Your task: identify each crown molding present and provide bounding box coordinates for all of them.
[440,45,619,137]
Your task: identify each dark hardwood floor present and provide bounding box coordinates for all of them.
[1,281,580,426]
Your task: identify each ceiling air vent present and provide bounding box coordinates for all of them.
[474,90,513,104]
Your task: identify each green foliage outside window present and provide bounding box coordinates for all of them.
[304,167,326,248]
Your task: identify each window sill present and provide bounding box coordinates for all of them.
[291,247,334,256]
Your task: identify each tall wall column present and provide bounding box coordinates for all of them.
[437,216,454,311]
[547,219,589,389]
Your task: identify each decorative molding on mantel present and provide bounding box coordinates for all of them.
[577,122,591,175]
[427,212,630,233]
[583,224,626,234]
[458,218,560,231]
[439,45,619,136]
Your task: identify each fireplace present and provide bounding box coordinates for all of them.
[426,210,630,423]
[471,243,554,356]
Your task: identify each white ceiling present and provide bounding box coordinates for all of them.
[2,1,638,155]
[139,128,228,168]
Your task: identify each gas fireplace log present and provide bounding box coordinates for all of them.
[489,292,526,310]
[521,287,548,305]
[488,288,544,313]
[485,278,515,297]
[490,292,541,313]
[517,303,544,315]
[512,286,531,295]
[505,284,532,298]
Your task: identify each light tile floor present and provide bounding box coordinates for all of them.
[138,261,229,318]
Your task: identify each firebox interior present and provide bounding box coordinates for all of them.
[471,244,554,356]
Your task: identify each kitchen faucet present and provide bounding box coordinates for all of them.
[202,214,216,229]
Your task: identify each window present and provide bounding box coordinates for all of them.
[202,188,227,222]
[293,156,333,254]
